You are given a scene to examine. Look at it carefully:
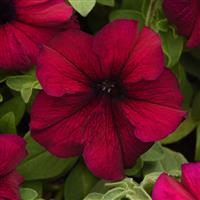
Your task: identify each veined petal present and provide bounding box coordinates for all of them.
[0,171,23,200]
[123,27,164,83]
[125,69,184,109]
[152,173,196,200]
[37,45,91,97]
[112,105,152,168]
[0,134,26,177]
[163,0,196,36]
[16,0,73,26]
[83,99,124,180]
[187,16,200,48]
[120,100,185,142]
[0,24,38,70]
[31,91,98,157]
[182,163,200,200]
[93,19,139,77]
[48,30,102,80]
[120,69,185,142]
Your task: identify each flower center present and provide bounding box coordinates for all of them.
[94,79,125,98]
[0,0,16,25]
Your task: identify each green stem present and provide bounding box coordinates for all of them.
[145,0,156,26]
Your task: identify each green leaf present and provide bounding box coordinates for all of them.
[64,161,98,200]
[141,143,164,162]
[0,96,25,125]
[181,53,200,80]
[21,87,33,103]
[161,113,197,144]
[172,63,193,109]
[102,187,125,200]
[140,172,161,194]
[121,0,143,10]
[141,0,149,18]
[6,75,36,91]
[0,112,16,133]
[0,94,3,103]
[6,75,41,103]
[85,178,151,200]
[109,10,143,23]
[18,133,78,180]
[84,193,103,200]
[0,69,16,83]
[160,29,184,67]
[125,158,143,176]
[22,181,43,197]
[195,124,200,161]
[154,19,168,32]
[97,0,114,6]
[68,0,96,16]
[143,147,187,176]
[20,188,38,200]
[192,92,200,121]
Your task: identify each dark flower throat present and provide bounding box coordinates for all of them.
[0,0,16,25]
[94,79,125,98]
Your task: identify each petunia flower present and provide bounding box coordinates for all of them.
[163,0,200,48]
[0,134,26,200]
[30,19,186,180]
[0,0,74,70]
[152,162,200,200]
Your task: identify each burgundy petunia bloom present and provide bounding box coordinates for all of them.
[163,0,200,48]
[152,162,200,200]
[0,0,74,70]
[30,20,185,180]
[0,134,26,200]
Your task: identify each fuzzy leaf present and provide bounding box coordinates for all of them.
[143,147,187,175]
[141,143,164,162]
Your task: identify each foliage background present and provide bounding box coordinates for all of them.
[1,0,199,199]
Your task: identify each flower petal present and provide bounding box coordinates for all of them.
[123,27,164,83]
[152,173,195,200]
[31,91,97,157]
[113,107,152,168]
[93,19,139,77]
[120,99,185,142]
[37,45,91,97]
[0,134,26,177]
[0,171,23,200]
[0,24,38,70]
[125,69,184,109]
[181,162,200,199]
[120,69,185,142]
[48,30,102,80]
[187,16,200,48]
[83,99,124,180]
[16,0,73,26]
[163,0,196,36]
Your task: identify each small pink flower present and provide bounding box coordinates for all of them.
[0,134,26,200]
[163,0,200,48]
[0,0,74,70]
[30,20,185,180]
[152,162,200,200]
